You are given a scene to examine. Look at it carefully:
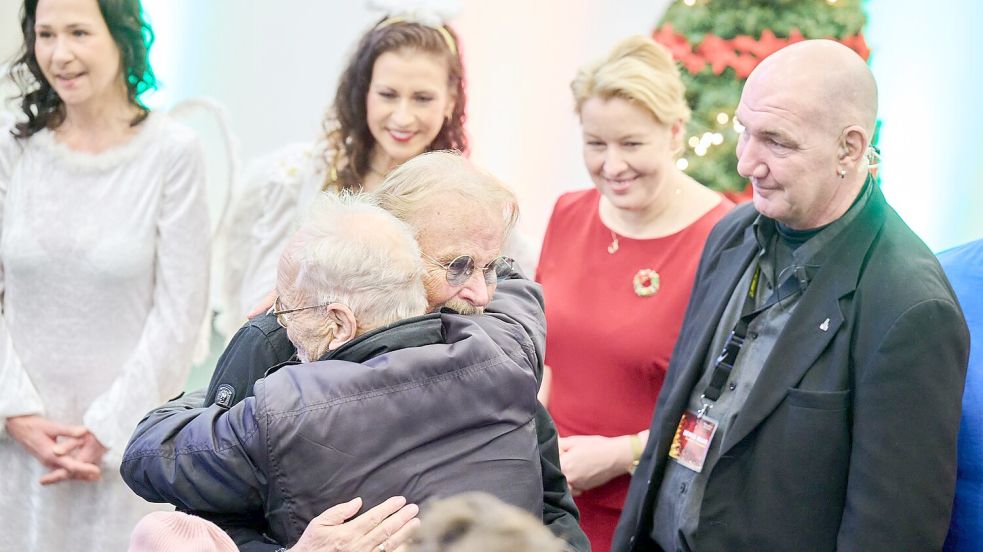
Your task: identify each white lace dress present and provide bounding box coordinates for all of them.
[0,113,210,551]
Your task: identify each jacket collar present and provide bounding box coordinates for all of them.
[719,183,888,454]
[323,313,444,364]
[266,313,444,376]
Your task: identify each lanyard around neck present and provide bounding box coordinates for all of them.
[699,264,806,410]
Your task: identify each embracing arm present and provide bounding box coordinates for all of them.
[133,390,300,551]
[485,273,587,547]
[535,403,591,552]
[485,270,547,382]
[120,391,267,514]
[204,316,295,407]
[837,298,969,551]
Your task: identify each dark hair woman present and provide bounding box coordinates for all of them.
[0,0,210,548]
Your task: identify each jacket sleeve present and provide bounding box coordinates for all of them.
[536,402,591,551]
[204,319,293,407]
[484,272,589,548]
[837,298,969,551]
[485,270,547,383]
[120,390,267,515]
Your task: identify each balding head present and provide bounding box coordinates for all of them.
[735,40,878,229]
[749,39,877,135]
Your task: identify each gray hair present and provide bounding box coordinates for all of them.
[371,151,519,238]
[276,192,427,362]
[409,492,568,552]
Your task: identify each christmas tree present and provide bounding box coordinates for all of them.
[654,0,869,197]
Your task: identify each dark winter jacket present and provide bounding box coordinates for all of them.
[121,311,543,548]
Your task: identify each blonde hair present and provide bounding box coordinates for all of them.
[571,35,690,126]
[371,151,519,239]
[409,493,568,552]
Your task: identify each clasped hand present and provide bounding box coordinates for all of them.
[558,434,632,496]
[4,414,106,485]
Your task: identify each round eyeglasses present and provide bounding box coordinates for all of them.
[423,254,514,286]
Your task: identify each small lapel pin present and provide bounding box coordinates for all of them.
[819,318,830,332]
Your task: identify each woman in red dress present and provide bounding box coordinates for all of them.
[536,36,734,551]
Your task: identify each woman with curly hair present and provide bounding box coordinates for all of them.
[0,0,209,549]
[227,14,469,323]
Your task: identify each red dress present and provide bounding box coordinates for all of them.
[536,188,732,551]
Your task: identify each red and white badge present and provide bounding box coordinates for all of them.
[668,410,719,473]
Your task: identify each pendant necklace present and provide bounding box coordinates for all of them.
[606,229,661,297]
[604,187,681,296]
[607,230,620,254]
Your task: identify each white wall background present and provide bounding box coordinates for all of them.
[2,0,981,255]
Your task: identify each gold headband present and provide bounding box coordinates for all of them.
[375,16,458,56]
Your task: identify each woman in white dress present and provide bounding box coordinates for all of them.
[0,0,209,549]
[223,13,533,327]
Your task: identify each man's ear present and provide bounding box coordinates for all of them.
[839,125,868,170]
[325,304,357,350]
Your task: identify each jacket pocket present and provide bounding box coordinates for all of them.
[785,388,851,411]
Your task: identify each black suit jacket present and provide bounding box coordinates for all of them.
[613,186,969,552]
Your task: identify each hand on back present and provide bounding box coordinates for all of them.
[289,496,420,552]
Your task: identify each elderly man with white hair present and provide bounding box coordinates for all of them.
[273,195,429,363]
[122,191,544,552]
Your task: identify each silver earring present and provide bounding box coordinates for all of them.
[837,168,847,179]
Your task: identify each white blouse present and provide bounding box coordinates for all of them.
[0,113,210,550]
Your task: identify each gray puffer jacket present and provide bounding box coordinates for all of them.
[121,311,542,547]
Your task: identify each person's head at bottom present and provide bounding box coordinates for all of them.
[372,150,519,315]
[408,492,567,552]
[273,193,428,362]
[128,511,238,552]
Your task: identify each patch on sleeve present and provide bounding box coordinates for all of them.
[215,384,236,409]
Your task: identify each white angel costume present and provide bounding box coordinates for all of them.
[0,113,210,551]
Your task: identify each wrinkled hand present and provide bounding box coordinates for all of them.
[558,434,632,496]
[4,415,101,484]
[288,496,420,552]
[43,431,109,485]
[247,289,277,319]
